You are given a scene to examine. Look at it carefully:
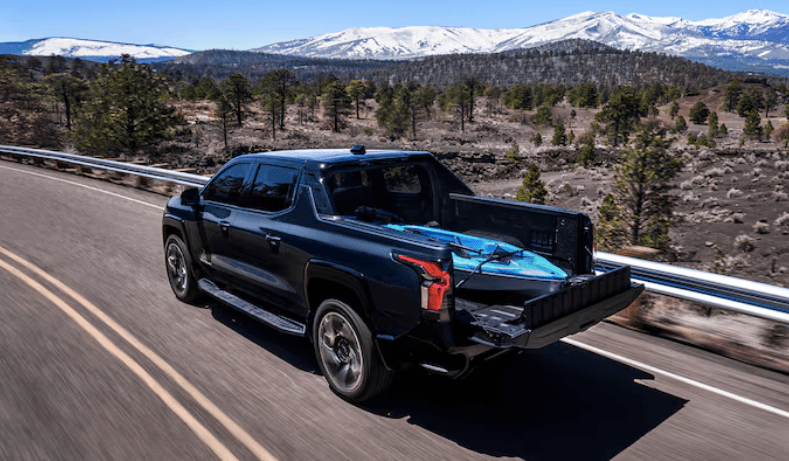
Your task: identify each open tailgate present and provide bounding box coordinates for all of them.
[455,266,644,349]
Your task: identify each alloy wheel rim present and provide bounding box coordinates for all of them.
[166,242,188,294]
[318,310,364,392]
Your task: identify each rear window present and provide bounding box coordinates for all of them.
[325,163,434,223]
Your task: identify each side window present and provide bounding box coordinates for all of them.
[202,163,251,205]
[244,164,300,212]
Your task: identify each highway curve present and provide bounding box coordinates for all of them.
[1,161,788,461]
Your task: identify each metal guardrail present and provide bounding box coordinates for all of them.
[2,145,788,323]
[0,145,209,187]
[595,252,789,324]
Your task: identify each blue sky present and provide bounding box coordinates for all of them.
[2,1,788,51]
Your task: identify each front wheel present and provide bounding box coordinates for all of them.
[164,234,202,303]
[313,299,394,403]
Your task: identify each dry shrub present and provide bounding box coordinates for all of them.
[734,234,756,252]
[753,221,770,234]
[775,212,789,228]
[725,212,745,223]
[726,188,743,199]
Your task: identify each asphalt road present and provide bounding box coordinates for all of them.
[1,160,788,461]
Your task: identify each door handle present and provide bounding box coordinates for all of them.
[265,234,281,243]
[219,221,230,233]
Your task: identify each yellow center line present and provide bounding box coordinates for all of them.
[0,245,279,461]
[0,256,240,461]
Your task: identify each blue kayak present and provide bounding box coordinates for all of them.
[384,224,568,294]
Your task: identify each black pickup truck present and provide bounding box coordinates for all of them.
[162,146,643,402]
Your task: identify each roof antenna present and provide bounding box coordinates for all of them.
[350,145,366,155]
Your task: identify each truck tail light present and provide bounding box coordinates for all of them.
[396,255,451,311]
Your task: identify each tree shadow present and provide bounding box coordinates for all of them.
[365,341,687,461]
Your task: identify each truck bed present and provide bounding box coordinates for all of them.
[455,266,643,349]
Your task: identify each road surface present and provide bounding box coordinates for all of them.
[1,161,788,460]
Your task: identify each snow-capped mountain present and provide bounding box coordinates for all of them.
[0,38,191,62]
[251,10,789,72]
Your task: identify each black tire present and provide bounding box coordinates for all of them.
[164,234,202,303]
[313,299,394,403]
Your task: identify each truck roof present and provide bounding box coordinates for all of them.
[237,148,434,167]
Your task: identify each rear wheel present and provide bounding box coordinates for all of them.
[313,299,393,403]
[165,234,202,303]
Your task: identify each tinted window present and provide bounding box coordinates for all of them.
[244,165,300,212]
[202,163,250,205]
[384,166,422,193]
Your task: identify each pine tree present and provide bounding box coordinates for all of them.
[516,163,547,204]
[578,134,596,167]
[347,80,366,119]
[722,80,742,112]
[669,100,679,120]
[764,87,778,118]
[708,111,719,138]
[42,72,86,131]
[221,73,254,127]
[530,106,552,129]
[764,121,774,140]
[322,80,351,132]
[532,131,542,146]
[719,123,728,136]
[689,101,709,124]
[70,56,178,156]
[214,94,233,152]
[261,69,298,130]
[594,86,641,146]
[671,115,687,133]
[743,110,762,139]
[551,119,567,146]
[597,128,683,251]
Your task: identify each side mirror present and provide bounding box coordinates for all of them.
[180,187,201,207]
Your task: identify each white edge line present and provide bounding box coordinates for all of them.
[0,164,163,211]
[563,337,789,420]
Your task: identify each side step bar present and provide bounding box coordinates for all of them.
[197,279,306,336]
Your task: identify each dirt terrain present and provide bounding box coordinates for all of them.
[109,85,788,287]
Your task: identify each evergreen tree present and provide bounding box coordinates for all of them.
[533,132,543,146]
[737,86,764,117]
[530,105,552,129]
[596,193,627,250]
[221,73,254,127]
[516,163,547,204]
[722,80,742,112]
[594,86,641,146]
[743,110,762,139]
[578,134,596,167]
[375,84,409,139]
[261,69,298,130]
[347,79,366,119]
[42,72,86,131]
[764,121,774,140]
[70,56,178,156]
[708,111,719,138]
[669,100,679,120]
[259,88,280,140]
[321,80,351,132]
[671,115,687,133]
[689,101,709,124]
[214,94,233,152]
[597,128,683,251]
[502,84,532,111]
[504,142,520,163]
[463,76,480,123]
[551,119,567,146]
[483,86,500,115]
[763,87,777,118]
[438,84,471,132]
[719,123,728,136]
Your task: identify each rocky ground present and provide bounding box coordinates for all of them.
[118,84,787,288]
